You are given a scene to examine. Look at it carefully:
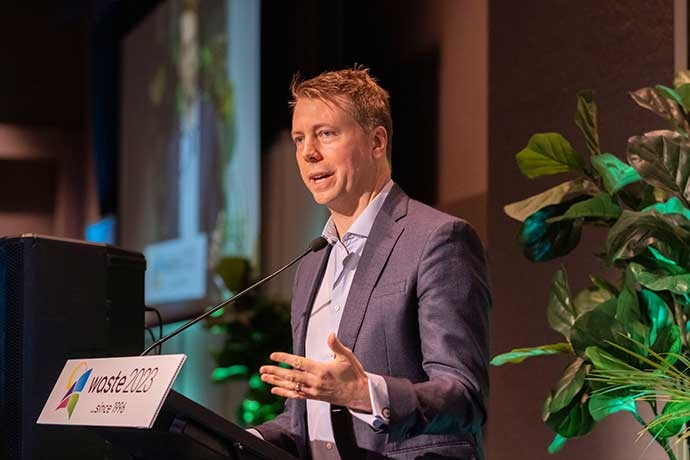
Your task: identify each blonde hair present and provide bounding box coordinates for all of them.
[290,66,393,161]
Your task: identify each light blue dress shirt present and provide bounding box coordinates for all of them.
[305,180,394,459]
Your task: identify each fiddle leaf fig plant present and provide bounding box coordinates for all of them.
[492,71,690,459]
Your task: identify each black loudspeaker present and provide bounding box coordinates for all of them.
[0,234,145,460]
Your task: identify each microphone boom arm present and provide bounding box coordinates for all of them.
[141,237,328,356]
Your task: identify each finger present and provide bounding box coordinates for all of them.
[265,376,321,400]
[326,333,354,359]
[270,386,306,400]
[269,352,318,372]
[261,373,314,398]
[260,373,295,390]
[259,365,296,377]
[260,365,319,387]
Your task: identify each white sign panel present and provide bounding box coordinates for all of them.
[37,354,186,429]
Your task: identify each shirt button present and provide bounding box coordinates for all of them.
[334,304,341,312]
[326,442,333,450]
[382,407,391,419]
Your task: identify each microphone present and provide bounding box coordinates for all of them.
[141,236,329,356]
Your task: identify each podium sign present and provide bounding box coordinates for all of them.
[37,354,186,429]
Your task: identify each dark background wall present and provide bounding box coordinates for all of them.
[0,3,86,128]
[488,1,675,458]
[261,0,440,206]
[0,2,88,238]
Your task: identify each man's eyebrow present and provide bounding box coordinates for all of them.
[291,123,334,136]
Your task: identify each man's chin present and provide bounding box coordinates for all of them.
[308,188,336,205]
[313,196,333,207]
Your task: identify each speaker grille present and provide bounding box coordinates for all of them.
[0,239,24,459]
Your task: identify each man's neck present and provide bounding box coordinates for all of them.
[329,176,391,238]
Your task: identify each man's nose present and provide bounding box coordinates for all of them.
[301,137,322,162]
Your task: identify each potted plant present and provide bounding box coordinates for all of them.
[492,71,690,459]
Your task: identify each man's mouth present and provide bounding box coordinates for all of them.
[309,172,334,184]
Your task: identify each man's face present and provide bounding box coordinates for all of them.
[291,97,379,213]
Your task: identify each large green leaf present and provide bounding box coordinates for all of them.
[544,394,595,438]
[504,178,595,222]
[572,284,615,315]
[588,390,639,422]
[547,269,576,338]
[627,130,690,201]
[590,153,642,194]
[656,211,690,233]
[612,270,649,352]
[585,346,634,372]
[615,267,641,327]
[631,263,690,295]
[677,84,690,113]
[616,180,658,211]
[643,196,690,222]
[516,133,585,179]
[549,358,589,413]
[570,307,639,362]
[519,198,586,262]
[640,289,682,364]
[543,393,553,422]
[651,320,683,363]
[648,401,690,438]
[641,289,672,344]
[645,246,687,275]
[590,275,619,296]
[606,210,690,265]
[575,90,601,156]
[548,193,621,223]
[547,434,568,454]
[630,87,690,134]
[656,85,688,112]
[547,271,614,342]
[490,343,573,366]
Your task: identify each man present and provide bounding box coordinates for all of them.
[254,67,490,460]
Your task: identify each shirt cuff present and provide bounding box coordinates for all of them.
[247,428,264,439]
[349,372,391,431]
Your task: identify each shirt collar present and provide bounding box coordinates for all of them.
[322,180,394,244]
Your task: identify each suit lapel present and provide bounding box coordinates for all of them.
[294,245,332,356]
[337,185,408,350]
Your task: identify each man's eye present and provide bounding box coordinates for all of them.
[319,130,335,139]
[293,137,304,145]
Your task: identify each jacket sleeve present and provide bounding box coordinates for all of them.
[383,220,491,440]
[251,398,300,456]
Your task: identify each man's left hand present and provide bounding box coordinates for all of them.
[260,333,372,413]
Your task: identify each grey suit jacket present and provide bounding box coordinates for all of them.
[256,185,491,460]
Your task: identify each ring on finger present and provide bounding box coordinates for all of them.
[294,382,302,393]
[294,358,303,370]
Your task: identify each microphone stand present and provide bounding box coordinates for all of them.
[141,237,329,356]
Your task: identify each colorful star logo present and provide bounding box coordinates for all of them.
[55,362,92,419]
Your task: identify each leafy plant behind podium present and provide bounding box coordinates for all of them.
[206,257,292,427]
[492,71,690,459]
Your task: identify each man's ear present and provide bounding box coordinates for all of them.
[371,126,388,160]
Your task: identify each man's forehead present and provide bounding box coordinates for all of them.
[292,97,353,127]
